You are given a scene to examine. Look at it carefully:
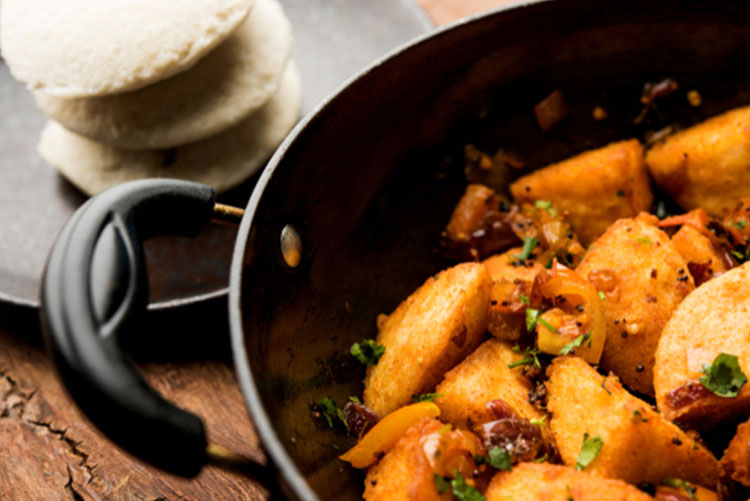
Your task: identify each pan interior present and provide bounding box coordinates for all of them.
[233,0,750,498]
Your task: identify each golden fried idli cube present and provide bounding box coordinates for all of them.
[363,263,491,416]
[645,105,750,217]
[720,417,750,487]
[654,262,750,428]
[483,249,544,341]
[435,339,544,431]
[363,418,446,501]
[670,225,731,285]
[510,139,652,245]
[485,463,653,501]
[547,357,719,488]
[576,213,694,395]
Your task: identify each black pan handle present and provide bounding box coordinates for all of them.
[40,179,216,477]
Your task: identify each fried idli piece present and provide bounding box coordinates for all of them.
[670,225,731,285]
[510,139,651,245]
[547,357,719,488]
[363,263,491,417]
[654,262,750,428]
[363,418,446,501]
[645,105,750,217]
[485,463,653,501]
[364,418,483,501]
[483,249,544,340]
[576,213,694,395]
[720,417,750,487]
[435,339,544,431]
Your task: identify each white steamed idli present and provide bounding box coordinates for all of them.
[1,0,253,97]
[38,62,301,195]
[34,0,292,149]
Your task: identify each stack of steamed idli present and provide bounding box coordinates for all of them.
[1,0,301,195]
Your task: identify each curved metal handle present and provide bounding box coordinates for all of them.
[39,179,216,477]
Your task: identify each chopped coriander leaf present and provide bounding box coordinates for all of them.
[350,339,386,366]
[575,433,603,471]
[526,308,541,331]
[508,346,541,369]
[538,317,558,333]
[535,200,552,210]
[412,392,443,403]
[530,415,547,427]
[336,407,349,430]
[661,478,698,501]
[534,453,549,463]
[519,294,530,305]
[434,474,451,494]
[730,220,747,229]
[348,395,361,404]
[560,333,590,355]
[488,446,512,471]
[598,291,606,301]
[513,236,539,261]
[636,237,652,246]
[732,249,746,261]
[699,353,747,398]
[632,409,648,423]
[452,471,486,501]
[511,344,522,353]
[317,397,337,428]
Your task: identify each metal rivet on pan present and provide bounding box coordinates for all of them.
[280,224,302,268]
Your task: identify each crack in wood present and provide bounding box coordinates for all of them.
[65,465,85,501]
[28,419,98,484]
[0,367,97,485]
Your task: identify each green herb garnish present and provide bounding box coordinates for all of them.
[534,199,558,217]
[699,353,747,398]
[530,415,547,427]
[560,333,590,355]
[507,346,541,369]
[434,474,451,494]
[526,308,540,331]
[513,236,539,261]
[616,189,626,197]
[537,317,558,333]
[598,291,606,301]
[730,220,747,230]
[350,339,386,366]
[636,237,652,246]
[575,433,603,471]
[412,392,443,403]
[452,471,486,501]
[348,395,361,404]
[488,446,512,471]
[519,294,530,305]
[316,397,349,429]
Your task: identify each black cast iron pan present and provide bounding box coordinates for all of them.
[39,0,750,499]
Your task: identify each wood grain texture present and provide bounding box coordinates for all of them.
[0,306,265,500]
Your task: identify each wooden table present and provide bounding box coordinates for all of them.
[0,1,515,499]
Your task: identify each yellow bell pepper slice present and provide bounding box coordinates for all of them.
[339,402,440,468]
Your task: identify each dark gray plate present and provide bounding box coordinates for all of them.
[0,0,432,310]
